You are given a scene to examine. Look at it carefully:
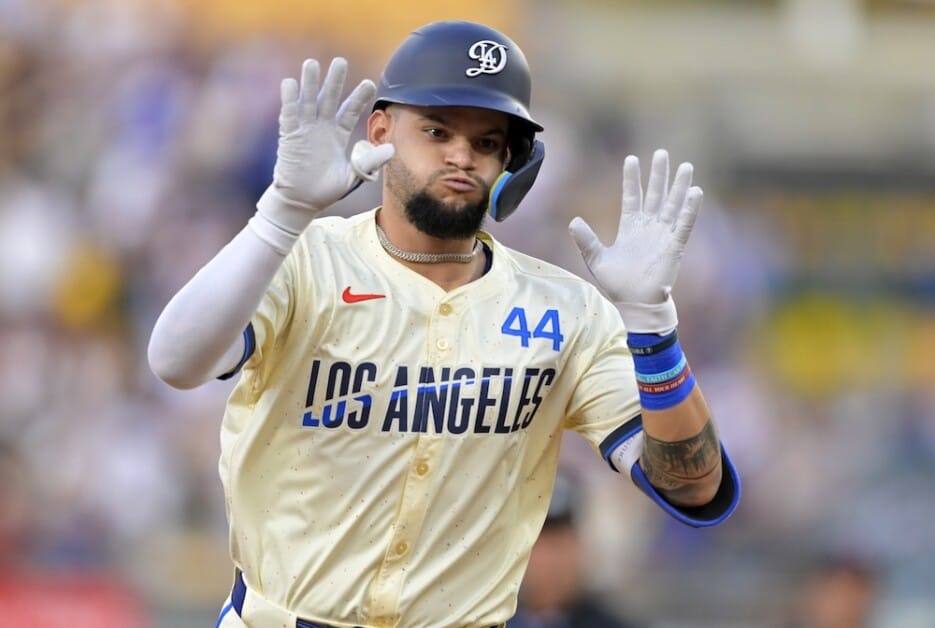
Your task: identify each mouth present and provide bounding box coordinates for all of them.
[439,175,480,193]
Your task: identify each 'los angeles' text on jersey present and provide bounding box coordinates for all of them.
[301,360,556,434]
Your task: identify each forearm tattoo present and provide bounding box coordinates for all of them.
[641,418,721,502]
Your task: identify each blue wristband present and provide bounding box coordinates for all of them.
[638,370,696,410]
[629,331,696,411]
[628,332,682,375]
[635,354,688,384]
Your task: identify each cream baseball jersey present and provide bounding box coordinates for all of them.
[219,209,643,627]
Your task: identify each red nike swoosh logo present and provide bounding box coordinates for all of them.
[342,287,386,303]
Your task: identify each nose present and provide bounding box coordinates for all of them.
[444,136,475,170]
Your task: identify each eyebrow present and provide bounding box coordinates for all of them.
[418,112,507,137]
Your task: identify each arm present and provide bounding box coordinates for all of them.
[639,385,721,507]
[148,57,394,389]
[570,150,738,518]
[147,226,287,389]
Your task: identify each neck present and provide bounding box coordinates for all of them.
[375,209,486,291]
[376,224,481,264]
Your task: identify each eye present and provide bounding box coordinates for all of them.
[475,137,504,153]
[425,127,447,139]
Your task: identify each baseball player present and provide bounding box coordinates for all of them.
[148,20,740,628]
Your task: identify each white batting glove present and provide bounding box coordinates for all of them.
[569,149,702,334]
[253,57,395,247]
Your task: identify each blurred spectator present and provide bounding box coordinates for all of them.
[785,555,880,628]
[508,468,641,628]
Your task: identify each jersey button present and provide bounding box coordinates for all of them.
[416,462,429,476]
[438,303,453,316]
[436,338,449,351]
[395,542,408,556]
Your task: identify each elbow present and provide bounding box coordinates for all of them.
[154,371,205,391]
[664,465,723,509]
[686,465,722,507]
[147,337,207,390]
[638,449,740,528]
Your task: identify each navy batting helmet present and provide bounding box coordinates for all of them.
[374,21,545,222]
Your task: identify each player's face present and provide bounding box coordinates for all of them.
[372,105,509,239]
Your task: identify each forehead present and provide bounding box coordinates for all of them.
[395,105,509,133]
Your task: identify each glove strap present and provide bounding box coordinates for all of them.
[249,185,324,255]
[615,297,678,334]
[248,213,299,256]
[256,185,320,233]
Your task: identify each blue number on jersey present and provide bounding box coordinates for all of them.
[533,309,564,351]
[501,307,563,351]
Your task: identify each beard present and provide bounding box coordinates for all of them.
[404,190,488,239]
[385,158,490,239]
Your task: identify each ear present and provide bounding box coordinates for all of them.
[506,135,532,172]
[368,109,392,145]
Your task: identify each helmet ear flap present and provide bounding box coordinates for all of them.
[488,139,545,222]
[506,134,532,172]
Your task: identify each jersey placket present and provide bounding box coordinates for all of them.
[366,295,461,625]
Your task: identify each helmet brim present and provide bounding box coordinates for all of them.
[374,84,543,133]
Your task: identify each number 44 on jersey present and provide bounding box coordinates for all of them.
[501,307,564,351]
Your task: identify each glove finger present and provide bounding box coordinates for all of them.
[337,79,377,133]
[318,57,348,120]
[299,59,320,119]
[643,148,669,217]
[620,155,642,216]
[350,141,395,181]
[568,216,603,266]
[674,186,703,245]
[661,161,693,225]
[279,78,300,135]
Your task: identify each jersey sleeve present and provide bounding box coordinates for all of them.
[564,295,641,447]
[217,246,299,382]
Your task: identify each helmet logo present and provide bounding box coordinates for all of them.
[465,40,508,77]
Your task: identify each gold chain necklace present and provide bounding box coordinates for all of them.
[375,224,481,264]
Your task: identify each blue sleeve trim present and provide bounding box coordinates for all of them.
[598,415,643,473]
[214,602,233,628]
[217,324,256,381]
[630,443,741,528]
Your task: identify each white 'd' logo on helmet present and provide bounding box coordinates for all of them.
[466,40,508,77]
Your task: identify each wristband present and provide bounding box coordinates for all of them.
[628,331,695,411]
[627,331,678,355]
[635,354,687,384]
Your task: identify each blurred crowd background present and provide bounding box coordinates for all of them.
[1,0,933,626]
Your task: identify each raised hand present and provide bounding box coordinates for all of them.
[568,149,702,333]
[258,58,395,235]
